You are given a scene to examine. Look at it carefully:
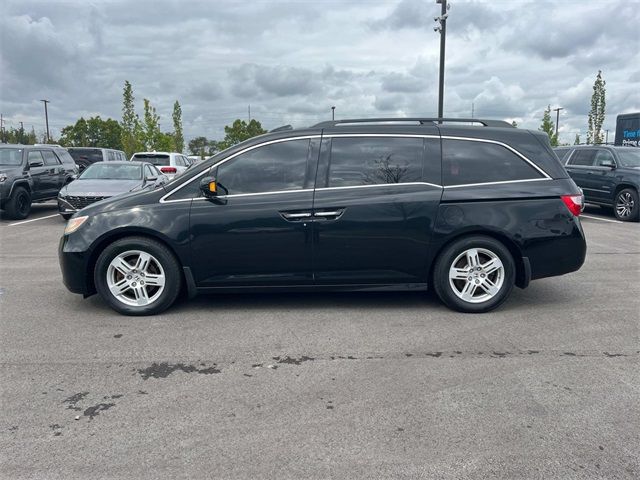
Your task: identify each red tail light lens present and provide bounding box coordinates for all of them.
[160,166,177,174]
[561,194,583,216]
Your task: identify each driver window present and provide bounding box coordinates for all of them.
[215,139,311,195]
[594,150,615,167]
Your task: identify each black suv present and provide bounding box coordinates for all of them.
[59,118,586,316]
[1,144,78,219]
[554,145,640,221]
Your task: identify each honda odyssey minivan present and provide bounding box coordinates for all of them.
[59,118,586,315]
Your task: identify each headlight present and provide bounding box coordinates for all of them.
[64,215,89,235]
[0,174,7,182]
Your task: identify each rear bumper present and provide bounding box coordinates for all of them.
[58,236,92,295]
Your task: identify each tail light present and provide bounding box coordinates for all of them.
[561,194,584,216]
[160,166,177,174]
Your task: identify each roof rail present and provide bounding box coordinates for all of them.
[270,124,293,133]
[312,118,514,128]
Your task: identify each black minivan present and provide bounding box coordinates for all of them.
[59,118,586,315]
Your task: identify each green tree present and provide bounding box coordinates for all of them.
[156,132,176,152]
[574,133,581,145]
[217,119,267,150]
[188,136,218,158]
[539,105,558,146]
[121,80,144,156]
[587,70,606,145]
[60,116,123,149]
[142,98,161,150]
[172,101,184,153]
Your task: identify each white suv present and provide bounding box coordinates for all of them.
[129,152,190,178]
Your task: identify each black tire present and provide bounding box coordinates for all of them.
[60,213,72,220]
[4,186,32,220]
[613,188,639,222]
[94,236,182,316]
[432,235,515,313]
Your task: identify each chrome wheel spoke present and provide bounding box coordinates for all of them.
[482,258,502,274]
[133,285,150,305]
[460,281,478,301]
[110,278,130,297]
[449,267,470,281]
[479,277,500,296]
[112,257,132,275]
[466,249,480,268]
[144,274,165,287]
[135,252,152,272]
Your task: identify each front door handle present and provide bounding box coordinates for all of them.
[313,208,345,220]
[280,211,312,221]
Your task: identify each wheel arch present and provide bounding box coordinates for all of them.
[85,228,186,295]
[613,183,638,197]
[429,229,528,289]
[9,180,31,197]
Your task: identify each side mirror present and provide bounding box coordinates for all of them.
[146,176,158,183]
[199,176,220,198]
[29,159,44,168]
[70,174,78,181]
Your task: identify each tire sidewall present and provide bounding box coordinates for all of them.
[614,188,639,222]
[94,237,181,316]
[434,236,515,313]
[8,187,32,220]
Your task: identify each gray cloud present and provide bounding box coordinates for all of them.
[0,0,638,145]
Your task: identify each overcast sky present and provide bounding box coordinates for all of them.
[1,0,639,146]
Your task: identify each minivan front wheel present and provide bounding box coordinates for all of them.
[433,236,515,313]
[94,237,182,315]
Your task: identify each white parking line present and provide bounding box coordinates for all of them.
[581,214,623,224]
[8,214,61,226]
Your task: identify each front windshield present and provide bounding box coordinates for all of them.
[79,163,142,180]
[0,148,23,166]
[617,149,640,167]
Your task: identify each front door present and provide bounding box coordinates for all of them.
[311,133,443,285]
[26,151,55,200]
[189,137,319,287]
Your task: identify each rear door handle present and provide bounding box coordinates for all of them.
[313,208,345,220]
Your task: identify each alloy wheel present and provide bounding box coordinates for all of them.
[448,248,505,304]
[616,192,635,219]
[106,250,166,307]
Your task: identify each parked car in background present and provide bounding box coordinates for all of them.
[57,161,167,219]
[67,147,127,172]
[1,144,78,219]
[554,145,640,221]
[130,152,190,179]
[60,117,586,316]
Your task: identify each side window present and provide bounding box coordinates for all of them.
[174,156,185,167]
[28,151,44,165]
[327,137,424,187]
[594,150,615,167]
[119,152,126,161]
[555,149,572,162]
[42,150,61,166]
[216,139,311,195]
[442,139,544,186]
[567,149,596,166]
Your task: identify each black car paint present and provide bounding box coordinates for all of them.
[0,145,77,206]
[60,125,586,299]
[555,146,639,207]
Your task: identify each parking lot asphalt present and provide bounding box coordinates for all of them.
[1,202,638,479]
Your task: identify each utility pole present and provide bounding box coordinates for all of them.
[434,0,450,120]
[19,121,24,144]
[40,99,51,142]
[331,106,335,121]
[552,107,563,138]
[605,129,609,144]
[0,114,4,143]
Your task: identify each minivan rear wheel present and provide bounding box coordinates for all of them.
[94,236,182,316]
[433,235,515,313]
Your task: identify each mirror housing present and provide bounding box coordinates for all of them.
[199,176,219,198]
[28,159,44,168]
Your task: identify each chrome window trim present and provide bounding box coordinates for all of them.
[440,135,551,179]
[316,182,442,192]
[443,178,552,189]
[159,133,553,203]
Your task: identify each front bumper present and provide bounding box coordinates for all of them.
[58,236,93,295]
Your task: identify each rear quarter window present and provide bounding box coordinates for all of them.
[443,139,544,186]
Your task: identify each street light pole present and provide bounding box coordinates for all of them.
[331,106,335,121]
[552,107,563,139]
[40,99,51,142]
[434,0,450,120]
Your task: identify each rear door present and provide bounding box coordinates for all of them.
[565,149,597,201]
[188,137,319,287]
[41,150,65,192]
[311,132,443,285]
[590,149,618,203]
